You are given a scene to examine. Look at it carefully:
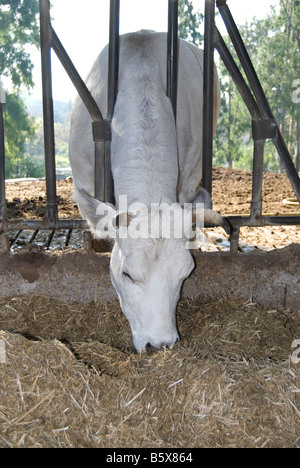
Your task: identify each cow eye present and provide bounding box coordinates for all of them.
[123,271,135,283]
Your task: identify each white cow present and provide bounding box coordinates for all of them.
[70,31,225,352]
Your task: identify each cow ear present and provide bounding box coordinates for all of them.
[73,188,117,239]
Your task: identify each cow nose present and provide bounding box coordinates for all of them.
[145,342,155,352]
[133,332,180,353]
[148,335,180,351]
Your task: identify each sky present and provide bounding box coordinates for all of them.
[26,0,280,102]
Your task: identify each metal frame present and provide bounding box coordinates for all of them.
[204,0,300,251]
[0,0,299,252]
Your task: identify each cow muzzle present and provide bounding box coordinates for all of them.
[133,330,180,353]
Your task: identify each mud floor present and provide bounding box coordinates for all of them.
[0,296,299,448]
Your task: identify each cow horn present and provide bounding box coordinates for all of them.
[192,208,231,235]
[113,212,131,229]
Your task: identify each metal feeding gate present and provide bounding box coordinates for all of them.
[0,0,300,253]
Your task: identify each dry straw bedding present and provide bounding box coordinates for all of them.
[0,296,299,448]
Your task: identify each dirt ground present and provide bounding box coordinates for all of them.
[0,295,299,448]
[4,168,300,251]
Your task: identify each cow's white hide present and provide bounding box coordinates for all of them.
[70,31,221,352]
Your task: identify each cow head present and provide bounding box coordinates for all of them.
[74,189,229,352]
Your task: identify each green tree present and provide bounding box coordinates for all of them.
[0,0,40,178]
[178,0,204,47]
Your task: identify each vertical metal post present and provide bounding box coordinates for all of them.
[102,0,120,205]
[107,0,120,122]
[251,140,265,222]
[202,0,215,200]
[39,0,58,227]
[167,0,179,119]
[0,102,6,223]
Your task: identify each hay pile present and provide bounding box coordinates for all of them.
[0,296,299,448]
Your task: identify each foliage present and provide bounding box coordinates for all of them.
[178,0,204,47]
[0,0,39,89]
[0,0,40,178]
[3,94,43,178]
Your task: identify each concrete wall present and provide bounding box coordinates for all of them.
[0,244,299,311]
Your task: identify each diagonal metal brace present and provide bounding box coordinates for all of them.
[252,118,277,141]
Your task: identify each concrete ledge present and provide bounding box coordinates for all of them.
[0,244,299,311]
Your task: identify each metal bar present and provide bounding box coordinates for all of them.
[104,139,114,204]
[39,0,58,227]
[29,230,39,244]
[0,101,6,222]
[229,226,240,253]
[51,28,104,122]
[167,0,179,119]
[202,0,216,199]
[51,27,112,204]
[97,0,120,205]
[1,213,298,233]
[45,230,55,249]
[65,229,72,247]
[217,0,272,118]
[251,140,265,222]
[107,0,120,121]
[213,27,261,119]
[227,215,300,229]
[0,219,88,231]
[264,216,300,226]
[10,230,22,248]
[94,141,106,202]
[217,0,300,202]
[273,131,300,201]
